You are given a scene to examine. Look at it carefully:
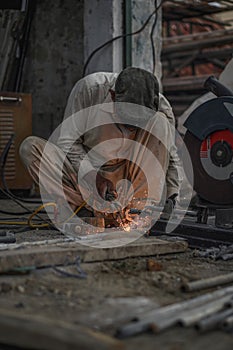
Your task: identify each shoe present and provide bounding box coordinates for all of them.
[76,207,93,217]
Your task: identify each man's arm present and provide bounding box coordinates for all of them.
[159,93,182,200]
[57,73,118,200]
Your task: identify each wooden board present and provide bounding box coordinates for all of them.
[0,236,188,273]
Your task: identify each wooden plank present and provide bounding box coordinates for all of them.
[0,236,188,273]
[0,308,123,350]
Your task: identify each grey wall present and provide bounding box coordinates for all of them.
[22,0,84,139]
[132,0,162,86]
[84,0,123,75]
[20,0,162,139]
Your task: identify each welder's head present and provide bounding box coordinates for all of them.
[113,67,159,128]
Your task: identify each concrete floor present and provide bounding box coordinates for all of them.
[0,198,233,349]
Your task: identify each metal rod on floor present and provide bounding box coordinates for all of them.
[182,272,233,292]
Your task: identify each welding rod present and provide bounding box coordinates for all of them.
[116,286,233,338]
[196,306,233,332]
[182,272,233,292]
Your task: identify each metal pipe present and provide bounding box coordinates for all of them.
[178,296,233,327]
[182,272,233,292]
[116,286,233,338]
[204,75,233,97]
[151,295,233,332]
[196,306,233,332]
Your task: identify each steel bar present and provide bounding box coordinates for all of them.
[163,1,233,21]
[129,206,197,217]
[196,307,233,332]
[151,219,233,248]
[182,272,233,292]
[153,295,233,332]
[178,296,233,327]
[163,75,214,92]
[116,286,233,338]
[162,48,233,64]
[162,29,233,54]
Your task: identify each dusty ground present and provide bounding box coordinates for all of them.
[0,199,233,349]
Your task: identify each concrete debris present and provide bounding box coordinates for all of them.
[193,245,233,261]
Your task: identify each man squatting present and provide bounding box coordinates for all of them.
[19,67,181,223]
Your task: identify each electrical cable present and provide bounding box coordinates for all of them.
[82,0,165,77]
[0,186,52,226]
[0,196,88,229]
[0,134,42,204]
[150,0,158,74]
[0,136,89,229]
[27,202,57,228]
[0,209,37,216]
[15,0,36,92]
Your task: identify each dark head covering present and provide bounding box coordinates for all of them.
[115,67,159,111]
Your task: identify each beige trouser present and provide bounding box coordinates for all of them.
[19,132,169,214]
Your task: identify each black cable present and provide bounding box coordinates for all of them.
[15,0,36,92]
[0,134,42,204]
[82,0,165,77]
[0,209,49,216]
[0,186,55,228]
[0,209,39,215]
[0,138,54,227]
[0,210,28,215]
[150,0,158,74]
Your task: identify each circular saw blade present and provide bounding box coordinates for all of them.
[184,130,233,204]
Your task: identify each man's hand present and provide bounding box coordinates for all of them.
[160,193,178,220]
[84,170,117,201]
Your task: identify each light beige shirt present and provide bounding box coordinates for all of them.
[58,72,181,199]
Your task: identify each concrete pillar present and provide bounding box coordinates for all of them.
[84,0,123,75]
[131,0,162,86]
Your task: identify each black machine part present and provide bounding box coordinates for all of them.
[184,96,233,141]
[204,75,233,98]
[183,77,233,205]
[184,130,233,204]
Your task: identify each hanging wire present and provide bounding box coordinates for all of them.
[82,0,165,76]
[150,0,159,74]
[0,134,42,204]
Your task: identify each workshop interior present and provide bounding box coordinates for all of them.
[0,1,233,349]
